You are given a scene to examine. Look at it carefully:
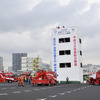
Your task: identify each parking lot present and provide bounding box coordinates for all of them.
[0,82,100,100]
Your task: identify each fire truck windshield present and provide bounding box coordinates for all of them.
[10,75,13,77]
[5,75,8,77]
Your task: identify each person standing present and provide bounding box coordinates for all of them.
[18,77,20,86]
[28,76,31,84]
[66,77,69,84]
[24,76,27,84]
[3,77,6,83]
[20,77,24,87]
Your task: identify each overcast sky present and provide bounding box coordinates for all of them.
[0,0,100,70]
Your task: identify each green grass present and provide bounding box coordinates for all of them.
[60,81,80,84]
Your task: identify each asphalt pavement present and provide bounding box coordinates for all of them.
[0,82,100,100]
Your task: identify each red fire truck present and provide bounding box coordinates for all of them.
[0,72,5,82]
[88,70,100,85]
[0,71,17,83]
[32,70,57,86]
[19,72,31,80]
[4,72,16,83]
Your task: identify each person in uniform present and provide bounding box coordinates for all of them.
[20,77,24,87]
[66,77,69,83]
[18,77,20,86]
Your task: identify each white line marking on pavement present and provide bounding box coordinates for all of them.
[41,88,46,89]
[67,91,71,94]
[87,86,91,87]
[49,95,57,98]
[47,87,52,88]
[37,98,47,100]
[57,86,62,87]
[0,93,8,95]
[73,90,77,92]
[77,88,80,90]
[81,87,85,89]
[0,84,16,86]
[13,91,21,93]
[73,84,77,85]
[33,89,40,91]
[11,87,16,89]
[24,90,31,92]
[53,86,57,87]
[59,93,65,95]
[2,88,7,90]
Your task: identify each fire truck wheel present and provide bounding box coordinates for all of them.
[99,81,100,85]
[8,80,12,83]
[54,81,57,85]
[10,80,12,83]
[48,82,51,86]
[89,83,91,85]
[92,80,95,85]
[38,84,42,86]
[32,84,34,86]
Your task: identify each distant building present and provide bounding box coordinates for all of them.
[51,26,83,83]
[12,53,27,72]
[8,67,12,73]
[0,57,4,72]
[83,64,100,74]
[21,57,42,72]
[41,63,50,70]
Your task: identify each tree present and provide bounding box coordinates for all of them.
[33,56,39,76]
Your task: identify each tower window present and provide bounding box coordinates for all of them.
[80,51,82,56]
[65,63,71,67]
[79,39,82,44]
[59,38,64,43]
[59,50,71,55]
[65,50,71,55]
[80,63,82,68]
[60,63,71,68]
[60,63,65,68]
[65,38,70,42]
[59,51,65,55]
[59,37,70,43]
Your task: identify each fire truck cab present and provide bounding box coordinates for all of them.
[0,73,5,82]
[32,70,57,86]
[4,72,15,83]
[88,70,100,85]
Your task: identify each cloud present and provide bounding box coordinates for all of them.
[0,0,100,69]
[56,0,71,6]
[0,0,88,33]
[88,0,100,4]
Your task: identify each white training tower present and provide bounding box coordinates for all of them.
[51,26,83,83]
